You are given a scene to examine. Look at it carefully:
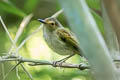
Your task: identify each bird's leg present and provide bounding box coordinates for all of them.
[53,54,75,67]
[58,54,75,62]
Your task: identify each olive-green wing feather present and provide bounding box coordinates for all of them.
[56,28,79,51]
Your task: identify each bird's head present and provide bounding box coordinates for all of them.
[38,17,61,31]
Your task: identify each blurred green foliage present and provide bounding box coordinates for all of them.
[0,1,26,17]
[0,0,103,80]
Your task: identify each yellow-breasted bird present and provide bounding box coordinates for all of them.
[38,17,84,62]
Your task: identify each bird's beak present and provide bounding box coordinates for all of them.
[37,19,46,24]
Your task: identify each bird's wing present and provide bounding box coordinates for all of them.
[56,28,79,51]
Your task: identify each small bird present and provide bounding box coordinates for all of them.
[38,17,83,63]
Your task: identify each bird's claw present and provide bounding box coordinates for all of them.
[53,60,65,67]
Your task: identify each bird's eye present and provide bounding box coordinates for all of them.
[51,23,54,26]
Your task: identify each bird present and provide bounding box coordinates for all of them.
[38,17,84,63]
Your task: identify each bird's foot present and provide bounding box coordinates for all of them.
[53,54,75,67]
[53,59,66,67]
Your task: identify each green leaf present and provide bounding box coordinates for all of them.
[90,9,104,34]
[58,0,117,80]
[86,0,100,10]
[24,0,39,14]
[0,1,26,17]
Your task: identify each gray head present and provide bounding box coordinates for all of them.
[38,17,62,31]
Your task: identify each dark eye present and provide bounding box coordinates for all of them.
[51,23,54,25]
